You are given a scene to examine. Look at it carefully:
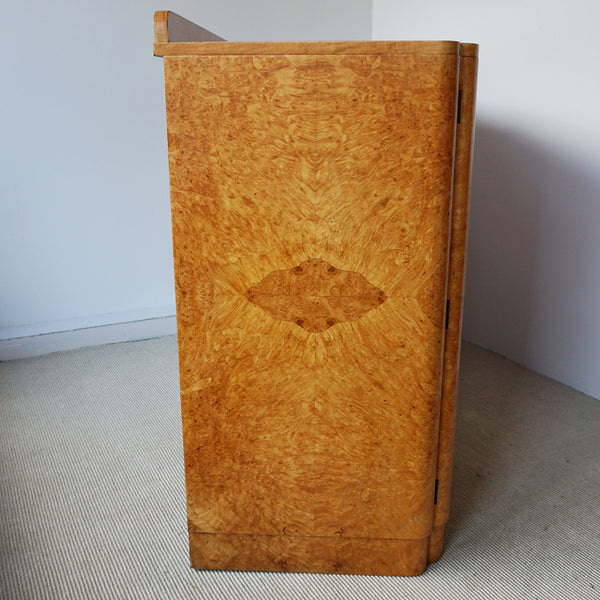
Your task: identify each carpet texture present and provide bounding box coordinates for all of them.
[1,337,598,599]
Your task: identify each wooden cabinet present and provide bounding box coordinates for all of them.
[154,11,477,576]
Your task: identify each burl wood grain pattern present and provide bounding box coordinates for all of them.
[158,16,477,575]
[245,258,387,333]
[189,532,430,576]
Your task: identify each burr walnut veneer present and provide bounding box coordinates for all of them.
[154,11,478,576]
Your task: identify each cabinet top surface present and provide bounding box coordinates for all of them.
[153,11,478,58]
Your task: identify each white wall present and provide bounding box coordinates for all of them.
[374,0,600,399]
[0,1,372,358]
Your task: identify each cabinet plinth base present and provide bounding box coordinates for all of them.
[427,525,446,563]
[189,531,441,576]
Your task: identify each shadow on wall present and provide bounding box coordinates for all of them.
[462,120,600,398]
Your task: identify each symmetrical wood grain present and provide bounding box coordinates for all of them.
[157,14,477,576]
[245,258,387,333]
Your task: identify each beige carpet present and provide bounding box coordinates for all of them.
[1,337,598,599]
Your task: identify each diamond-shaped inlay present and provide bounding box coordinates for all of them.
[245,258,387,333]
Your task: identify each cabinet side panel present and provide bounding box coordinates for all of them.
[164,54,459,545]
[431,52,478,557]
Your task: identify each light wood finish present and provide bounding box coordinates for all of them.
[153,14,461,57]
[245,258,387,333]
[429,49,478,563]
[154,39,462,57]
[459,42,479,57]
[189,532,430,576]
[155,12,477,576]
